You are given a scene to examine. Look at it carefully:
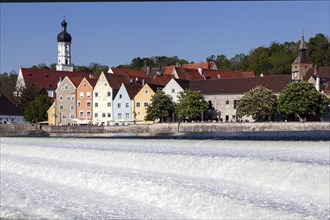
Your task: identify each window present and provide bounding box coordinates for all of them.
[126,113,129,119]
[119,94,122,98]
[107,92,111,97]
[145,90,148,94]
[95,103,98,107]
[80,111,84,117]
[71,95,75,101]
[66,95,70,101]
[59,96,63,101]
[107,102,111,107]
[84,83,86,87]
[226,100,229,105]
[171,88,175,93]
[77,102,81,107]
[118,113,122,119]
[62,113,67,119]
[87,92,91,98]
[70,105,74,110]
[107,113,111,117]
[64,84,69,90]
[95,113,98,118]
[59,105,63,110]
[126,103,129,108]
[144,102,148,107]
[70,113,74,119]
[86,101,91,107]
[136,102,140,107]
[80,92,84,98]
[69,86,72,90]
[95,92,98,97]
[104,83,108,86]
[234,100,239,109]
[102,113,106,118]
[118,103,121,108]
[86,111,91,117]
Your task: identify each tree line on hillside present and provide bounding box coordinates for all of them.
[2,33,327,77]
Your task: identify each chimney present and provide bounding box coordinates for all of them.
[217,74,221,79]
[314,65,318,75]
[130,78,133,85]
[135,77,138,83]
[142,79,145,86]
[198,67,203,76]
[316,75,320,92]
[108,67,114,74]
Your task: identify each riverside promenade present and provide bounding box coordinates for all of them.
[1,122,329,138]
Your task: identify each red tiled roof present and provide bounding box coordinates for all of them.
[202,69,255,80]
[147,74,173,87]
[84,77,99,87]
[304,67,330,80]
[110,68,147,79]
[67,77,83,88]
[105,73,131,90]
[124,83,143,99]
[175,67,205,81]
[174,75,292,94]
[20,68,99,90]
[181,61,217,70]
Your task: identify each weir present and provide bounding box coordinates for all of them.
[1,137,329,219]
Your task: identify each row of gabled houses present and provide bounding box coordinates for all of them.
[47,70,293,126]
[15,63,256,125]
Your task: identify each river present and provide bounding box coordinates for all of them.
[1,136,329,219]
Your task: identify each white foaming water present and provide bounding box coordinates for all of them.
[0,137,329,219]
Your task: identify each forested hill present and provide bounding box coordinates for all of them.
[2,33,329,77]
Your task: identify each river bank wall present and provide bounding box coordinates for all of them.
[1,122,329,137]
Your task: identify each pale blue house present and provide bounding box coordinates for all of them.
[113,83,141,125]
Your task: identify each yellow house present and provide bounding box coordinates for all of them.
[47,101,56,125]
[133,83,158,124]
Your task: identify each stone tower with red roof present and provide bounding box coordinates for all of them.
[291,34,313,81]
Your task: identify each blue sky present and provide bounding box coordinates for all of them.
[1,1,329,73]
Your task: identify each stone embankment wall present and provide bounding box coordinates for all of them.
[0,124,46,137]
[1,122,329,137]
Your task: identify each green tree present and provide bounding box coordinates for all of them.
[0,71,18,103]
[24,89,51,123]
[237,86,278,121]
[145,90,175,122]
[175,89,208,121]
[248,46,272,75]
[278,81,329,121]
[230,53,250,71]
[215,54,232,70]
[307,33,330,67]
[15,85,41,113]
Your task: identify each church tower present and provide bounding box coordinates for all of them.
[56,18,73,72]
[291,34,313,80]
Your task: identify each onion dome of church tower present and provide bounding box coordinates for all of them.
[57,18,72,42]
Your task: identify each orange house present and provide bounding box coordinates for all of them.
[76,77,98,124]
